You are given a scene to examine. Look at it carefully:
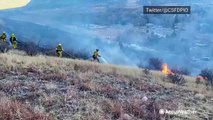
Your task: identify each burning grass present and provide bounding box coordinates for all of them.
[161,63,186,85]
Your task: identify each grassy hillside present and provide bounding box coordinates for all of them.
[0,50,212,120]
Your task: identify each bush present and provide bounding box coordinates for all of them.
[171,67,191,75]
[199,69,213,86]
[168,73,186,85]
[148,57,163,70]
[143,68,150,75]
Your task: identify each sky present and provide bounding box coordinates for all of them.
[0,0,31,10]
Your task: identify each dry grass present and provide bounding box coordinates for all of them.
[0,51,213,120]
[0,92,51,120]
[0,52,143,79]
[151,71,213,96]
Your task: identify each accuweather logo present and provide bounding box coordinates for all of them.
[159,109,197,115]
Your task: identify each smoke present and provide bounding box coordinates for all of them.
[0,0,213,75]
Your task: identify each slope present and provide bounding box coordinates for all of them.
[0,51,212,120]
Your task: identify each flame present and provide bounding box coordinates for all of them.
[162,63,173,75]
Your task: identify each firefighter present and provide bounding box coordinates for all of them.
[92,49,101,63]
[10,34,17,49]
[0,32,7,44]
[56,43,63,58]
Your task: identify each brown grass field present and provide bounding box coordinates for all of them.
[0,50,212,120]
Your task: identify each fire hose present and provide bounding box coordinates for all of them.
[7,40,108,63]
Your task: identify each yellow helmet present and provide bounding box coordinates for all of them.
[12,33,15,37]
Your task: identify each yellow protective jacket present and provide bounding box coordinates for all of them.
[0,33,6,39]
[10,36,17,43]
[93,51,100,58]
[56,45,63,51]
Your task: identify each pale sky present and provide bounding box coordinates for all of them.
[0,0,31,10]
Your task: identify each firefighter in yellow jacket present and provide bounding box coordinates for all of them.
[56,43,63,58]
[0,32,7,44]
[10,34,17,49]
[93,49,101,63]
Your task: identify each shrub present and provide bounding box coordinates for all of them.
[143,68,151,75]
[171,67,191,75]
[168,73,186,85]
[148,57,163,70]
[195,76,209,88]
[199,69,213,87]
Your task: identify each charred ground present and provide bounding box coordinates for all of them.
[0,52,212,120]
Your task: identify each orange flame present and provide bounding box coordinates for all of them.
[162,63,173,75]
